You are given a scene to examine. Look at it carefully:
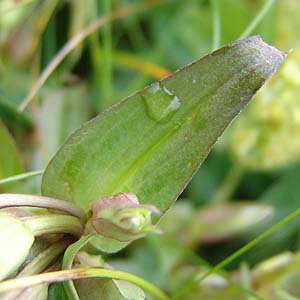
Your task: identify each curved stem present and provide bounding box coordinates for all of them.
[241,263,252,300]
[0,267,170,300]
[0,170,44,185]
[17,0,167,112]
[0,193,86,222]
[239,0,276,39]
[101,0,113,109]
[211,0,221,50]
[62,234,96,300]
[23,215,83,237]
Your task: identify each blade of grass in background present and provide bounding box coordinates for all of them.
[101,0,113,110]
[211,0,221,50]
[173,208,300,299]
[17,0,167,113]
[0,170,43,186]
[239,0,277,39]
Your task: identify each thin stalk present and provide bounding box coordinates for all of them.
[211,164,243,203]
[211,0,221,50]
[0,193,86,221]
[18,0,167,112]
[23,215,83,237]
[101,0,113,109]
[62,234,96,300]
[241,262,252,300]
[0,267,170,300]
[89,33,103,110]
[173,208,300,299]
[239,0,277,39]
[0,170,44,185]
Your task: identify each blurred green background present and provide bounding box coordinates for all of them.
[1,0,300,299]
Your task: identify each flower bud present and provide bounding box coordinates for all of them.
[85,193,161,253]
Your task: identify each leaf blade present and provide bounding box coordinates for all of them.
[41,36,285,212]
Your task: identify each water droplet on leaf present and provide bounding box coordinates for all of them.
[142,82,181,123]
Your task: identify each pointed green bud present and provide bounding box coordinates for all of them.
[90,193,161,242]
[85,193,161,253]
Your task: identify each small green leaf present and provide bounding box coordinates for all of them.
[42,36,285,212]
[0,214,34,281]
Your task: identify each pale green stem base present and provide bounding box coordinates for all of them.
[23,215,82,237]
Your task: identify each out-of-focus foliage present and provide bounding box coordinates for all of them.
[230,48,300,170]
[0,0,300,299]
[0,121,23,192]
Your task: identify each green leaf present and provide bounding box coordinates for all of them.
[74,278,145,300]
[0,214,34,281]
[41,36,285,212]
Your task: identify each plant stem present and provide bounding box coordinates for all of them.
[173,208,300,299]
[0,170,44,185]
[23,215,83,237]
[239,0,277,39]
[62,234,96,300]
[101,0,113,110]
[0,193,86,221]
[241,263,252,300]
[17,0,167,112]
[211,164,243,203]
[18,239,72,277]
[211,0,221,50]
[0,267,170,300]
